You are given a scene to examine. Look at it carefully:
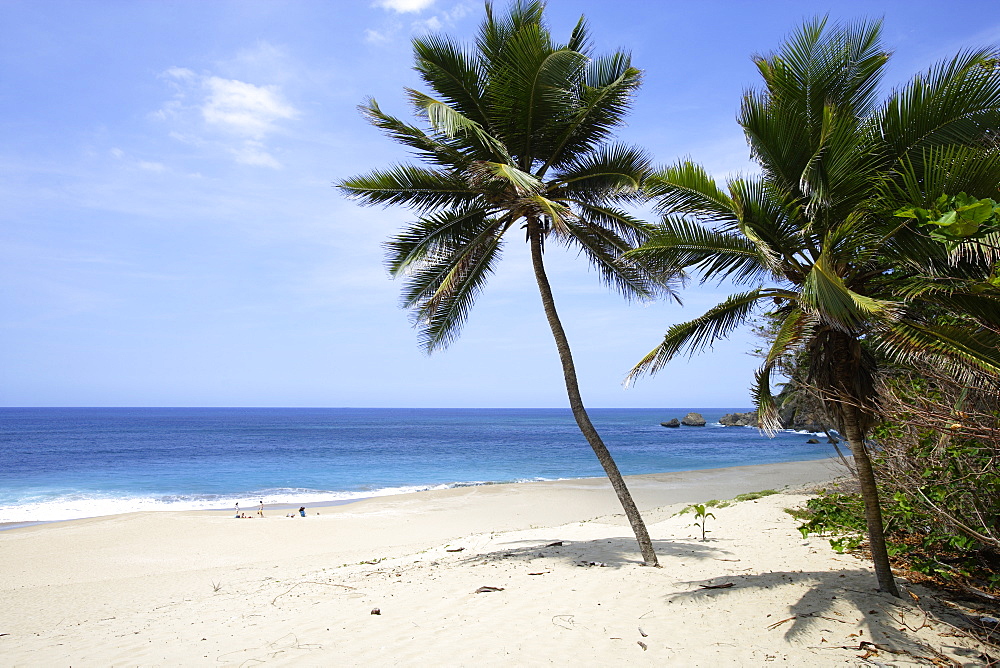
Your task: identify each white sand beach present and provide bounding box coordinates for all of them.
[0,458,990,666]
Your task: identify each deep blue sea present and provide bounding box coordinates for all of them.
[0,407,836,524]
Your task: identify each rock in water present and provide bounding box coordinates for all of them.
[719,411,758,427]
[681,412,706,427]
[660,418,680,428]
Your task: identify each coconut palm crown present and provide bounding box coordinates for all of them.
[627,18,1000,594]
[338,1,672,566]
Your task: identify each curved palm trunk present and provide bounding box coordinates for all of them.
[840,407,900,597]
[527,219,659,567]
[823,332,899,597]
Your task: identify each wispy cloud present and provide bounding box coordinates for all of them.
[154,62,298,169]
[231,141,282,169]
[364,28,393,44]
[107,148,168,173]
[413,15,442,32]
[137,160,167,172]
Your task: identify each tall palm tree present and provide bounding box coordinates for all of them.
[338,1,670,566]
[627,18,1000,594]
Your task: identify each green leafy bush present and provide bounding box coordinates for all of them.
[797,370,1000,591]
[896,192,1000,248]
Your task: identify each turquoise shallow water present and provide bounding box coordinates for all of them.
[0,407,835,523]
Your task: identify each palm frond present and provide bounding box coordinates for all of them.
[481,16,569,157]
[566,13,591,54]
[879,46,1000,160]
[743,18,888,200]
[764,308,812,369]
[385,205,496,275]
[477,0,546,67]
[626,289,769,382]
[800,253,899,330]
[338,164,479,213]
[751,363,783,434]
[564,201,654,248]
[778,17,886,117]
[645,161,737,224]
[466,160,542,195]
[536,52,641,175]
[726,178,810,276]
[559,215,676,301]
[398,217,507,351]
[358,98,471,169]
[874,320,1000,378]
[627,215,770,285]
[509,47,589,162]
[817,211,892,271]
[551,143,650,202]
[914,291,1000,326]
[881,145,1000,211]
[407,89,510,160]
[412,33,489,128]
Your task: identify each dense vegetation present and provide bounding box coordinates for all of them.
[796,365,1000,598]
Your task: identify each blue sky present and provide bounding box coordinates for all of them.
[2,0,998,408]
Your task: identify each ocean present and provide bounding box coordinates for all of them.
[0,407,836,525]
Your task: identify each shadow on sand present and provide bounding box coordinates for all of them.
[451,533,987,665]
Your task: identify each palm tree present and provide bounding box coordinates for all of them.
[338,1,670,566]
[627,18,1000,594]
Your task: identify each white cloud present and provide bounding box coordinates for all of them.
[375,0,435,12]
[154,65,299,169]
[202,76,297,138]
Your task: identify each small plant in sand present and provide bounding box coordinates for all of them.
[211,581,222,592]
[691,504,715,541]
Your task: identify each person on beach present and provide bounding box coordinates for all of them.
[235,502,239,518]
[258,500,264,517]
[299,506,306,517]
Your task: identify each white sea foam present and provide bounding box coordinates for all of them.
[0,479,559,525]
[715,423,834,438]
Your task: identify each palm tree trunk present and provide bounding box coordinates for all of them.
[526,218,659,567]
[841,405,900,597]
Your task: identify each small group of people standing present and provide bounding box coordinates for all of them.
[233,500,267,518]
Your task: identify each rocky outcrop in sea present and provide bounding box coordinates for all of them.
[718,411,757,427]
[717,408,838,438]
[659,413,707,427]
[681,412,706,426]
